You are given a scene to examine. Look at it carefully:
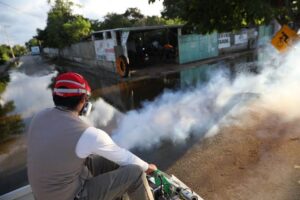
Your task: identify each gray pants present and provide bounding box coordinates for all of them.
[81,155,154,200]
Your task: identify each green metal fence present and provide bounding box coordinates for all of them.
[258,25,273,46]
[178,32,219,64]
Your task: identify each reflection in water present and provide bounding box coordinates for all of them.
[2,71,57,121]
[93,73,180,112]
[0,101,24,142]
[180,63,220,86]
[0,74,24,143]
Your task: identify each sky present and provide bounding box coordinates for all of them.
[0,0,163,45]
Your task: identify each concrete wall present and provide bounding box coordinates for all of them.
[43,42,117,73]
[60,41,97,69]
[43,48,59,58]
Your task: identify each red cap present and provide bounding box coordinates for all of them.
[53,72,91,97]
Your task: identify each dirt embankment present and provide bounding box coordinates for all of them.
[167,104,300,200]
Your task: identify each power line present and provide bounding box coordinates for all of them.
[0,1,43,19]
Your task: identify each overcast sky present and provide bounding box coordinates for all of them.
[0,0,163,45]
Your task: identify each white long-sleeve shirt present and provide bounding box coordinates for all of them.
[75,127,149,171]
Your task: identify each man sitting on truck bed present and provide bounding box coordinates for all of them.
[27,72,157,200]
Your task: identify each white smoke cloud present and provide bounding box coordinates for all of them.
[87,99,115,126]
[85,98,122,130]
[2,70,122,131]
[257,43,300,120]
[112,69,249,149]
[110,43,300,150]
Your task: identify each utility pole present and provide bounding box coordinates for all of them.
[0,25,15,59]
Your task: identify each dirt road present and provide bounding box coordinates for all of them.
[166,102,300,200]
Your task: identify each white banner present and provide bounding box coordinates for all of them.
[121,31,129,46]
[234,33,248,44]
[218,33,231,49]
[94,39,116,61]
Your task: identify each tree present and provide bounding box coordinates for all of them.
[90,7,175,31]
[96,8,145,30]
[38,0,91,48]
[123,8,145,24]
[96,13,132,30]
[63,15,91,44]
[136,16,183,26]
[26,38,40,47]
[90,19,103,31]
[0,45,12,64]
[46,0,73,48]
[13,45,27,57]
[149,0,300,33]
[35,28,47,47]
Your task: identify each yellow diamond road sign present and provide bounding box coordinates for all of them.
[271,25,298,52]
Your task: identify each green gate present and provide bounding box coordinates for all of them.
[258,25,273,46]
[178,32,219,64]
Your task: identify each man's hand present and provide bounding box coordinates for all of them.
[145,164,157,175]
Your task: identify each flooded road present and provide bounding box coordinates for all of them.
[0,51,267,195]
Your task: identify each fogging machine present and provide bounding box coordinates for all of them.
[147,170,204,200]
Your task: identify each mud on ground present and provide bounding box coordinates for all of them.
[166,103,300,200]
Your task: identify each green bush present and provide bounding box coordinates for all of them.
[0,45,11,64]
[13,45,27,57]
[0,53,10,63]
[0,82,6,94]
[0,53,10,64]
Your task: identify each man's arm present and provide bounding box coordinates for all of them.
[76,127,156,172]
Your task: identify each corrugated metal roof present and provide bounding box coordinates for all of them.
[92,24,183,34]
